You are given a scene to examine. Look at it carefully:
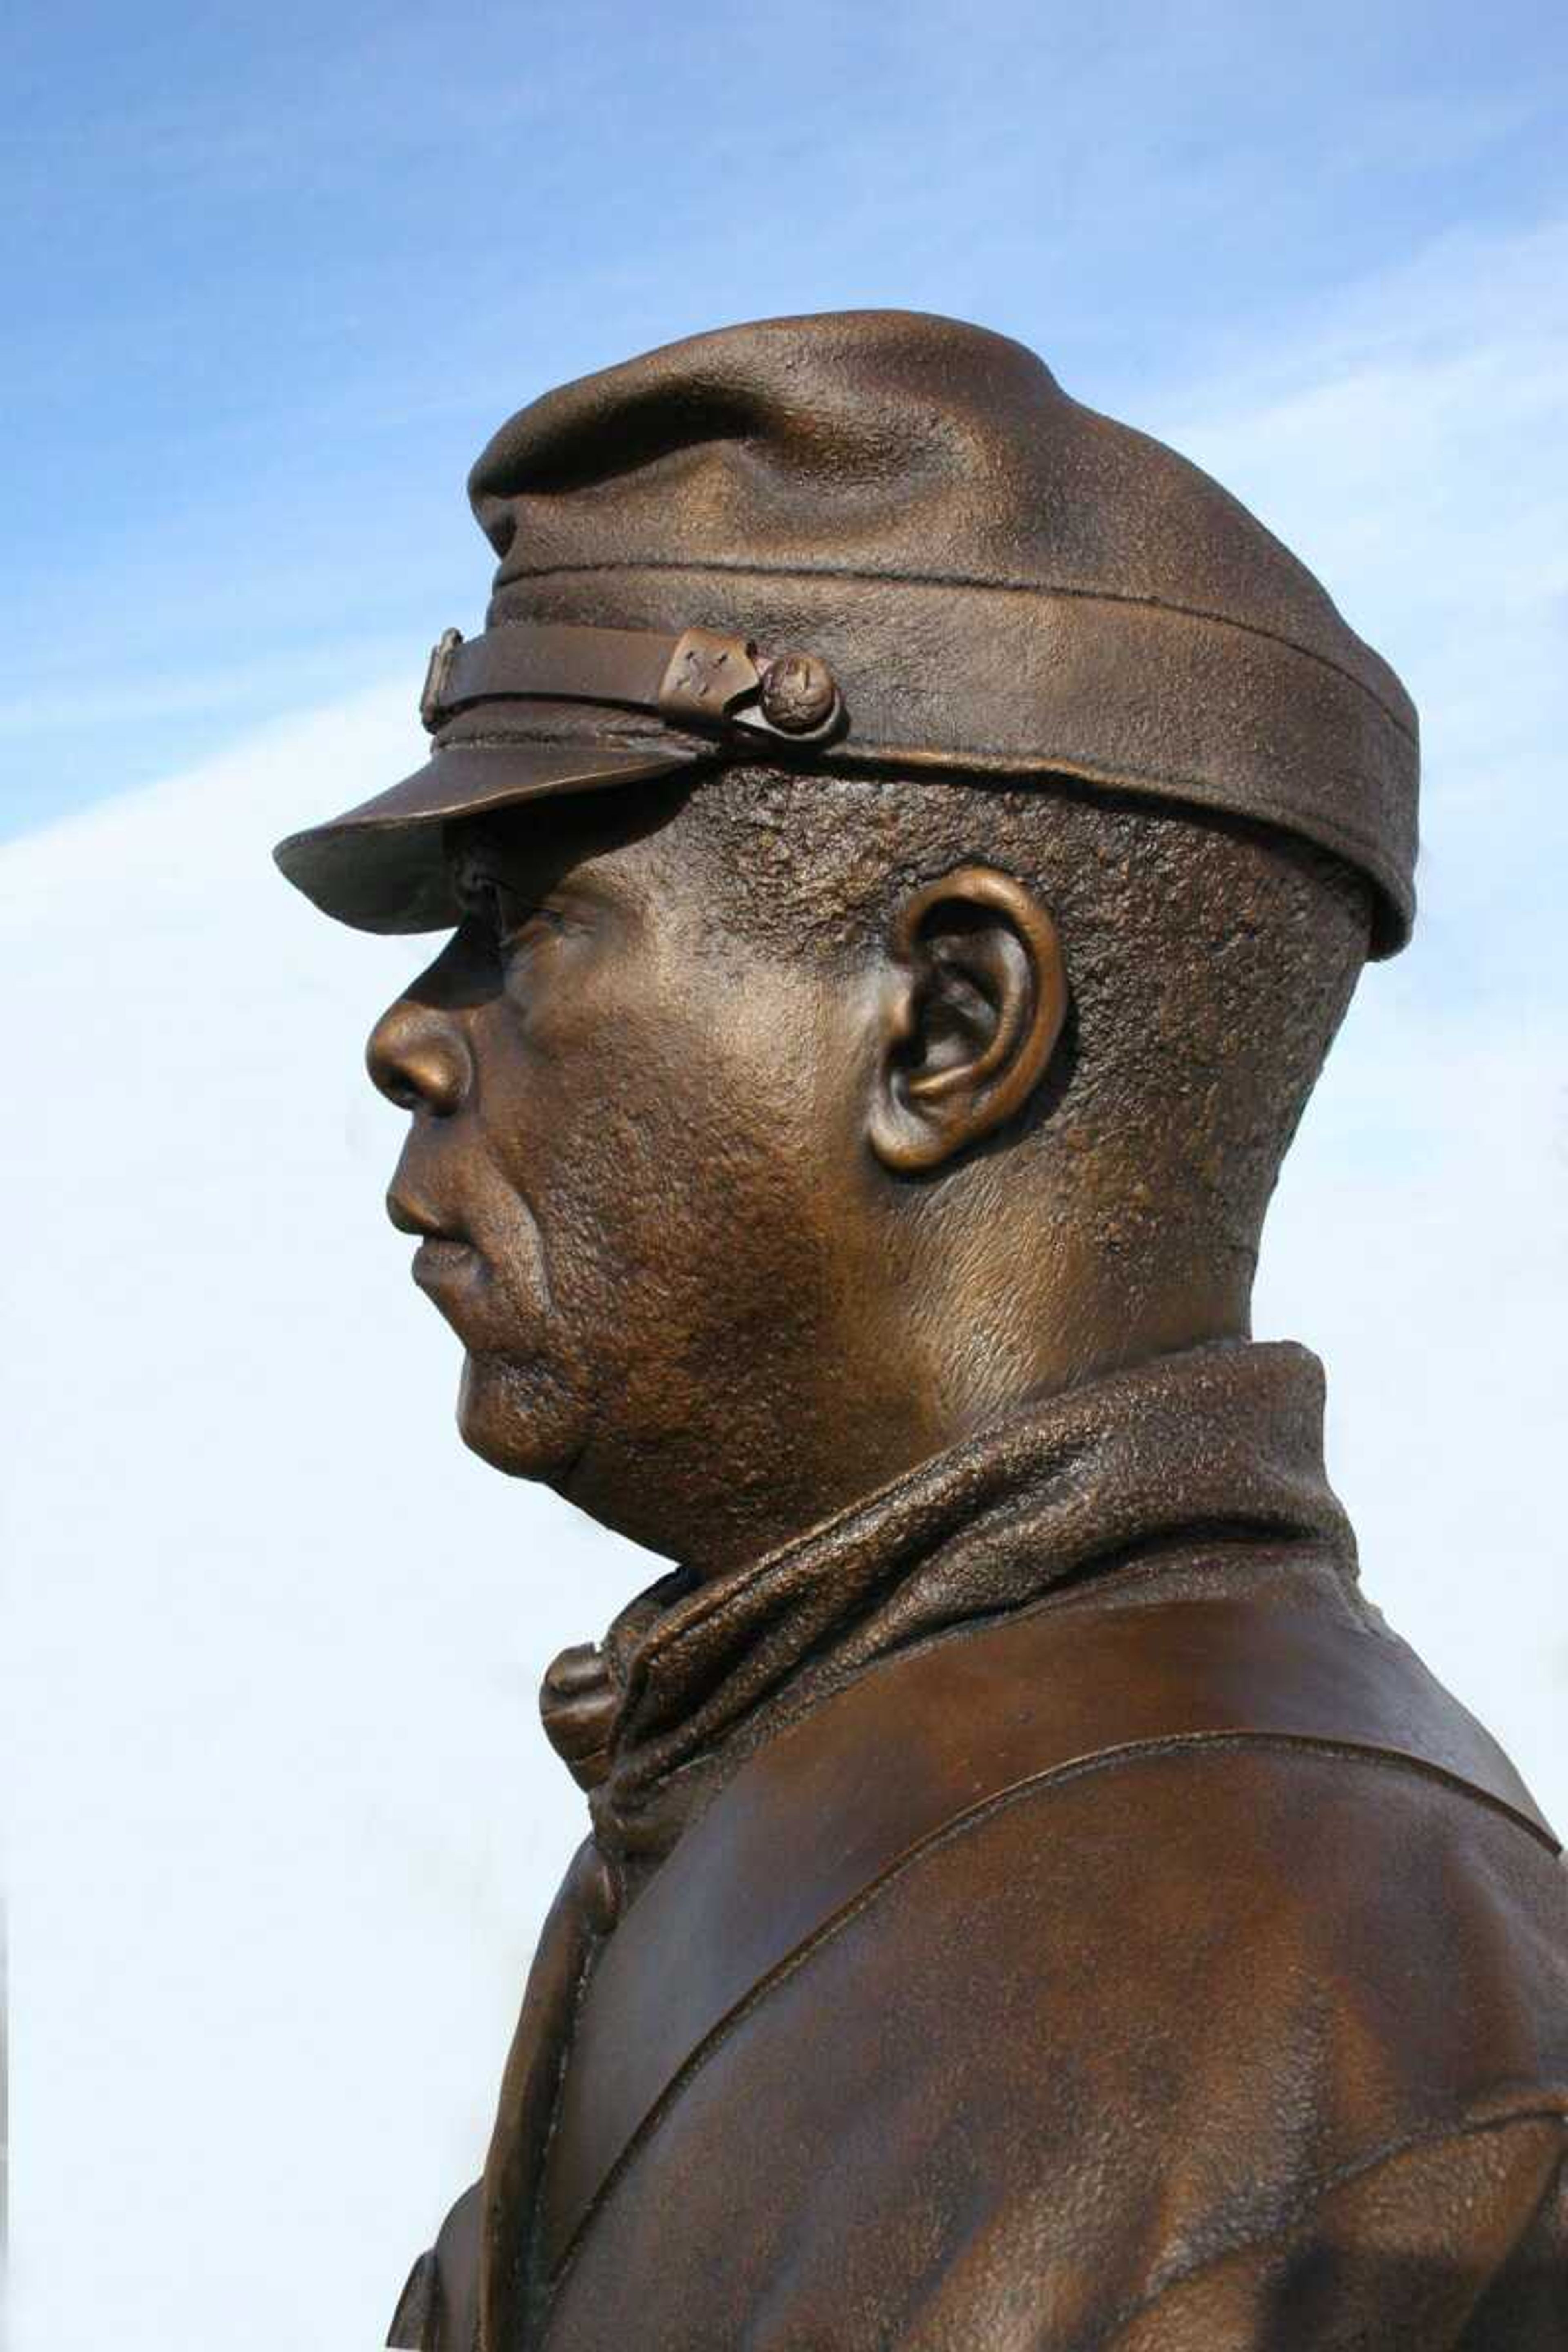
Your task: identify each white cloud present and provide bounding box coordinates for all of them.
[1258,1009,1568,1803]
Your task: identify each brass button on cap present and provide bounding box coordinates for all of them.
[760,651,837,733]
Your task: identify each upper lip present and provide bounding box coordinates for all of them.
[386,1189,470,1245]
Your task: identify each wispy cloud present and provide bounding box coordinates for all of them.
[6,637,421,739]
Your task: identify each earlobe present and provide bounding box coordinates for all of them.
[869,867,1067,1174]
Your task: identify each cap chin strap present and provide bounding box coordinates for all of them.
[420,621,846,749]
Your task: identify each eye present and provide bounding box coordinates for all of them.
[456,866,559,951]
[497,901,560,956]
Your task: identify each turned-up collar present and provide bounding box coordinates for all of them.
[539,1339,1355,1896]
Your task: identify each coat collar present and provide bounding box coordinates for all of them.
[541,1339,1355,1900]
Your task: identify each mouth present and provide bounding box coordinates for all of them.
[410,1236,486,1323]
[387,1189,482,1296]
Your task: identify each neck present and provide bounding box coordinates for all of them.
[912,1239,1254,1438]
[636,1256,1254,1583]
[799,1193,1257,1546]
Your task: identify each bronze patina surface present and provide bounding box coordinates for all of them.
[276,312,1567,2348]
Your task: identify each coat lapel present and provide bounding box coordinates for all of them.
[476,1838,616,2352]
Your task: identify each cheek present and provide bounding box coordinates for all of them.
[468,936,862,1370]
[559,998,854,1352]
[447,990,675,1359]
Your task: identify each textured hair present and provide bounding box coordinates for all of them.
[676,762,1373,1264]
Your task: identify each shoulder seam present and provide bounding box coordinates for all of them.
[949,1729,1559,1856]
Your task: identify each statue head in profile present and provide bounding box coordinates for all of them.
[274,310,1416,1577]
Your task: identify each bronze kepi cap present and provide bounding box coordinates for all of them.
[274,310,1419,954]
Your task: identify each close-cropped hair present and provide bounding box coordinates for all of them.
[677,761,1374,1261]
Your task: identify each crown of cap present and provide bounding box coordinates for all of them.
[276,311,1418,950]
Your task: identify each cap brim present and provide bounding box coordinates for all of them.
[273,738,701,932]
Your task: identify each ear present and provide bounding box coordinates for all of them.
[868,866,1068,1174]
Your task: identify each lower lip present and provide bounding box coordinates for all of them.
[412,1236,481,1291]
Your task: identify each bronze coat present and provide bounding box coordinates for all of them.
[392,1345,1568,2348]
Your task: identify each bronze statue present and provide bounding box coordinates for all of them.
[275,312,1568,2348]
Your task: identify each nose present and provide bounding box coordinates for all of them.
[366,996,474,1116]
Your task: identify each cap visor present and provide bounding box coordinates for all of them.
[273,738,699,931]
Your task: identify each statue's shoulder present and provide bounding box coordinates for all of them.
[773,1572,1568,2038]
[539,1599,1568,2348]
[844,1679,1568,2057]
[673,1567,1561,1992]
[541,1578,1567,2280]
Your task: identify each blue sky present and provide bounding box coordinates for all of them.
[3,0,1564,837]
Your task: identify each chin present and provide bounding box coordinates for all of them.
[457,1351,588,1483]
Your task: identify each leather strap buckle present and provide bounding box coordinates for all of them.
[659,627,843,746]
[657,627,765,731]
